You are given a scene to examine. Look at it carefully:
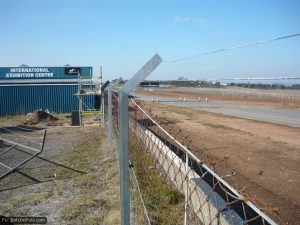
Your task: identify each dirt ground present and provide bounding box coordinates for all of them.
[138,91,300,224]
[0,115,120,225]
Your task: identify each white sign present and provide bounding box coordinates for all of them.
[5,67,54,78]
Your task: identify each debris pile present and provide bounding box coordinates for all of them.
[24,109,58,125]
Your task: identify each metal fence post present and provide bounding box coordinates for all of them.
[118,91,130,225]
[118,54,162,225]
[108,78,122,147]
[184,152,189,225]
[108,89,113,146]
[100,80,111,124]
[101,94,105,123]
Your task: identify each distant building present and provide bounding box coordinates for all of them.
[139,81,159,88]
[0,66,98,116]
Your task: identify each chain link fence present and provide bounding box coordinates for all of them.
[103,87,285,225]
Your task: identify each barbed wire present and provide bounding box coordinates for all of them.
[167,33,300,63]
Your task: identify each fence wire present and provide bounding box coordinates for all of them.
[105,90,285,225]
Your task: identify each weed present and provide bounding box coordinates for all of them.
[61,195,108,223]
[30,191,54,203]
[3,198,22,209]
[203,123,242,132]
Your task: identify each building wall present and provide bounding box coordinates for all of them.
[0,66,96,116]
[0,84,95,116]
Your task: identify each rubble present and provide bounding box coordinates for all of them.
[23,109,58,125]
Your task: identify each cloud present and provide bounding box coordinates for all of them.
[173,16,190,23]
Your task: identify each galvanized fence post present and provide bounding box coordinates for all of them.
[100,81,111,124]
[118,54,162,225]
[101,91,106,125]
[118,91,130,225]
[184,151,189,225]
[108,78,122,147]
[101,94,105,123]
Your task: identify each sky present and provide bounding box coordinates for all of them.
[0,0,299,81]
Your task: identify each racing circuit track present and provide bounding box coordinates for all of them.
[136,94,300,128]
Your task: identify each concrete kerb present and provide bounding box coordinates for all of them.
[130,121,244,225]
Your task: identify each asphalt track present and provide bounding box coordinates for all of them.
[135,94,300,128]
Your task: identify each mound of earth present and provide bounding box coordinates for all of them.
[24,109,58,125]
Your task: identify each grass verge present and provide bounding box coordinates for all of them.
[54,128,120,225]
[129,139,184,225]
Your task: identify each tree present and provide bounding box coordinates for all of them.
[178,76,187,81]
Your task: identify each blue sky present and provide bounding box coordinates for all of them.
[0,0,299,81]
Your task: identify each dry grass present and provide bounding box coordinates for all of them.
[58,128,120,225]
[0,121,120,225]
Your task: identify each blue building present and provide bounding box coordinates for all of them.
[0,66,97,116]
